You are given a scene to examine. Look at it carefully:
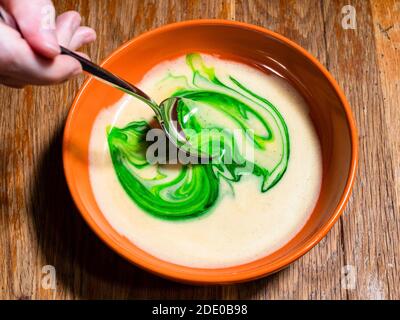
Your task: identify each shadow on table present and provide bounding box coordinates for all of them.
[29,125,274,299]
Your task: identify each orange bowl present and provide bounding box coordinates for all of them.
[63,20,358,284]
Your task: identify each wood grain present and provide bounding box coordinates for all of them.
[0,0,399,300]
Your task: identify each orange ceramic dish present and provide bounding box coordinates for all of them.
[63,20,358,284]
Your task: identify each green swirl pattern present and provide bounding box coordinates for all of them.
[107,53,290,219]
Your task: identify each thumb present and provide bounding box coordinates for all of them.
[1,0,60,58]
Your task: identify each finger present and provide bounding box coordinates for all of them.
[0,20,25,72]
[0,23,82,85]
[0,75,25,88]
[1,0,60,58]
[55,10,81,47]
[7,41,82,85]
[69,26,96,51]
[21,54,82,85]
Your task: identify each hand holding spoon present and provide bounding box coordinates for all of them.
[0,10,206,160]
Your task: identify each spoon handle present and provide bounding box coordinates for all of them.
[60,46,152,101]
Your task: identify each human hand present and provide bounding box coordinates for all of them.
[0,0,96,88]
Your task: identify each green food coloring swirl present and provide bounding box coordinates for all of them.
[107,54,290,220]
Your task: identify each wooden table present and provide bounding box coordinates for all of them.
[0,0,399,300]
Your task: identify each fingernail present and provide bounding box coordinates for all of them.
[71,66,83,77]
[44,41,61,55]
[86,30,97,42]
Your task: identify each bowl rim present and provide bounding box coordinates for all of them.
[63,19,358,284]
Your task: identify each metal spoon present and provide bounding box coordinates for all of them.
[60,46,207,162]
